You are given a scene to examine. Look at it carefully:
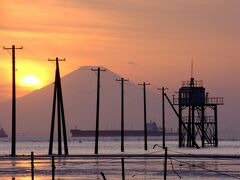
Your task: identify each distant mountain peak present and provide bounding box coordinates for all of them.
[78,65,108,71]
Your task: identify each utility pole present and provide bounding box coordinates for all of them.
[164,147,168,180]
[157,87,168,149]
[116,78,129,152]
[91,67,106,155]
[3,45,23,157]
[138,82,150,151]
[48,57,68,156]
[121,158,125,180]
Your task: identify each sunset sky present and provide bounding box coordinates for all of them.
[1,1,240,134]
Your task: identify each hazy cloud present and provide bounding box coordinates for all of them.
[128,61,137,66]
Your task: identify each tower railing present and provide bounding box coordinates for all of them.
[182,116,216,123]
[173,97,224,105]
[181,80,203,87]
[205,97,224,105]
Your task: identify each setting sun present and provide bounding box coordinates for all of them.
[20,75,41,88]
[14,60,54,93]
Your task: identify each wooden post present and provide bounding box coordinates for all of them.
[12,45,16,157]
[214,105,218,147]
[164,147,167,180]
[52,156,55,180]
[48,58,68,156]
[116,78,129,152]
[157,87,168,149]
[179,103,182,148]
[121,79,125,152]
[101,172,107,180]
[3,45,23,157]
[49,77,57,155]
[201,106,205,147]
[91,68,106,154]
[31,152,34,180]
[143,83,147,151]
[162,87,166,149]
[138,82,150,151]
[121,158,125,180]
[95,68,100,155]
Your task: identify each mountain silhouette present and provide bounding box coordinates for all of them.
[0,66,172,137]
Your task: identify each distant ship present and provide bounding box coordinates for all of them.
[70,121,177,137]
[0,127,8,138]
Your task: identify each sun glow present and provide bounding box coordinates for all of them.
[15,60,53,92]
[20,75,41,88]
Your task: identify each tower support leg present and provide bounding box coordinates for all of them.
[214,105,218,147]
[201,106,205,147]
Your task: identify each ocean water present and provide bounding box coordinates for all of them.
[0,136,240,180]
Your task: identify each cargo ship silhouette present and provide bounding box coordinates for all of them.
[0,127,8,138]
[70,121,177,137]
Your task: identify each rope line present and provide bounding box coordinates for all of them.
[171,157,240,179]
[169,157,182,179]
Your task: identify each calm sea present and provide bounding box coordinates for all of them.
[0,136,240,180]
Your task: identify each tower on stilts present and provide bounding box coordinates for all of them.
[173,77,223,148]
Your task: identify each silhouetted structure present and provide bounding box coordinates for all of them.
[116,78,129,152]
[121,158,125,180]
[157,87,168,149]
[3,45,23,157]
[31,152,34,180]
[172,77,223,148]
[48,57,68,155]
[138,82,150,151]
[91,67,106,155]
[164,147,168,180]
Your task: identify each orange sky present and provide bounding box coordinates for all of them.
[1,0,240,106]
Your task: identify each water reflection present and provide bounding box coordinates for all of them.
[0,156,239,179]
[12,158,16,180]
[144,158,147,180]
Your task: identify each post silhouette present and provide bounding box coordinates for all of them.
[164,92,200,149]
[138,82,150,151]
[100,172,107,180]
[48,58,68,156]
[92,67,106,154]
[52,156,55,180]
[3,45,23,157]
[31,152,34,180]
[164,147,168,180]
[116,78,129,152]
[214,105,218,147]
[121,158,125,180]
[157,87,168,149]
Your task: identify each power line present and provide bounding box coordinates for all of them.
[67,61,81,68]
[171,157,240,179]
[23,47,46,61]
[169,157,182,179]
[4,49,13,56]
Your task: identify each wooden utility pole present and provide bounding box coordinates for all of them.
[138,82,150,151]
[121,158,125,180]
[91,67,106,155]
[3,45,23,157]
[31,152,34,180]
[116,78,129,152]
[164,147,168,180]
[52,156,55,180]
[157,87,168,149]
[48,57,68,156]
